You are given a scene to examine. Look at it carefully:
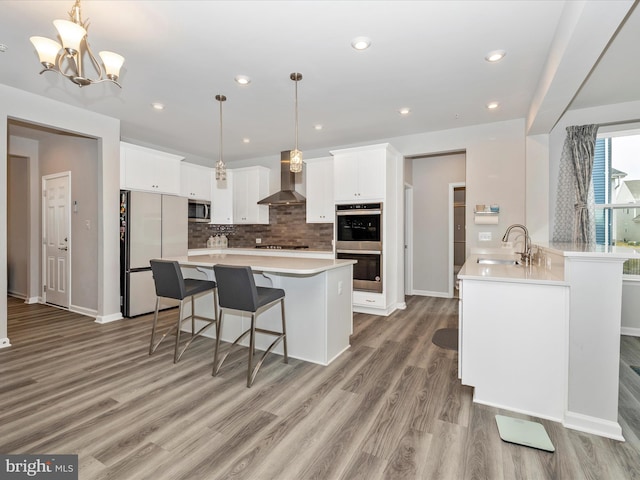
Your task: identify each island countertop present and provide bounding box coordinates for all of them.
[166,253,356,275]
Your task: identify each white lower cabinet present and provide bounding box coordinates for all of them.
[459,278,569,421]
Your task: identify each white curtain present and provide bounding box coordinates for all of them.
[552,124,599,243]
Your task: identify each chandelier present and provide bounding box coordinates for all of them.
[289,72,303,173]
[30,0,124,88]
[215,94,227,181]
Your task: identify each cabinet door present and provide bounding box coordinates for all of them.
[232,167,269,224]
[333,152,360,201]
[232,170,250,223]
[357,150,386,200]
[306,157,334,223]
[121,143,182,195]
[211,171,233,224]
[180,163,212,200]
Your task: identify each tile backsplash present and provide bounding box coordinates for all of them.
[189,204,333,250]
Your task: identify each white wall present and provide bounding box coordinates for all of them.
[1,84,122,347]
[411,153,465,296]
[7,156,28,298]
[39,135,100,313]
[8,136,40,302]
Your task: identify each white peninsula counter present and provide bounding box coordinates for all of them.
[458,244,638,440]
[166,252,355,366]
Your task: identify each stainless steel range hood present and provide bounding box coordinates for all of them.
[257,151,306,205]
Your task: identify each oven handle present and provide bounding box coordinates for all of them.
[337,249,382,255]
[336,210,382,216]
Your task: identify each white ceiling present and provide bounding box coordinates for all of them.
[1,1,639,166]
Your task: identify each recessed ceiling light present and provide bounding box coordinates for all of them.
[314,124,323,131]
[0,44,7,53]
[486,101,500,110]
[351,36,371,51]
[151,102,165,110]
[485,50,506,63]
[242,138,250,144]
[398,107,411,115]
[234,75,251,86]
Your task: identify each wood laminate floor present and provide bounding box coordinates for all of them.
[1,295,640,480]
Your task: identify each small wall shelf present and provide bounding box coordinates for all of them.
[474,211,499,224]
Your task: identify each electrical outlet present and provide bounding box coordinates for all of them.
[256,238,261,244]
[479,232,491,241]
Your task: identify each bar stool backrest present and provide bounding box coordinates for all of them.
[150,260,187,300]
[213,264,260,312]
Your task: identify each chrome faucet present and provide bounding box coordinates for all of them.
[502,224,531,264]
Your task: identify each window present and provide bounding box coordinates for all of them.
[593,130,640,275]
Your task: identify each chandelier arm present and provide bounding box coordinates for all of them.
[91,78,122,88]
[83,39,105,80]
[55,52,81,81]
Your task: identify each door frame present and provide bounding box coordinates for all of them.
[404,184,413,295]
[42,171,72,308]
[449,182,466,298]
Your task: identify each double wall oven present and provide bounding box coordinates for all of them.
[336,203,383,293]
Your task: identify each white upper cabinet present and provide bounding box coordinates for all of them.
[211,170,234,224]
[120,142,183,195]
[180,162,212,201]
[305,157,334,223]
[232,166,270,224]
[332,146,386,202]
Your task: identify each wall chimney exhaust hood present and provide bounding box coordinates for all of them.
[257,151,306,205]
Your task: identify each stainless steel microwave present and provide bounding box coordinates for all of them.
[188,199,211,223]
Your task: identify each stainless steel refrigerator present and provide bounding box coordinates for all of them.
[120,190,188,317]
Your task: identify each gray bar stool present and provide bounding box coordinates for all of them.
[212,264,288,387]
[149,259,218,363]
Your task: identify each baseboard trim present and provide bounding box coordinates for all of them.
[563,411,625,441]
[471,396,563,424]
[70,304,98,318]
[621,327,640,337]
[25,296,40,304]
[95,312,124,324]
[0,337,11,349]
[412,289,452,299]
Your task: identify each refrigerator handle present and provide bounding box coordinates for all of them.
[205,203,210,220]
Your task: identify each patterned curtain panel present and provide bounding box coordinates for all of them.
[552,124,599,243]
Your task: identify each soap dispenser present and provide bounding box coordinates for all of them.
[206,235,214,248]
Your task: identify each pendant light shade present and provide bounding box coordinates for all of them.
[215,94,227,181]
[289,72,303,173]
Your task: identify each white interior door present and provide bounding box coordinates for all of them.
[43,172,71,308]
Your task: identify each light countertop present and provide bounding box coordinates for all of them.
[167,253,355,275]
[188,247,334,259]
[458,253,566,285]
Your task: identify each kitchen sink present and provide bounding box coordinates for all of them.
[476,258,519,265]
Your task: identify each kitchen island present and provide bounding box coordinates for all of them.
[165,252,355,366]
[458,244,638,440]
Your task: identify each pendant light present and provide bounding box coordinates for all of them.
[289,72,303,173]
[215,94,227,181]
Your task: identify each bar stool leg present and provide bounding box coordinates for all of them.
[247,313,257,387]
[191,295,196,336]
[281,299,288,364]
[149,298,161,355]
[174,300,185,363]
[212,309,224,376]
